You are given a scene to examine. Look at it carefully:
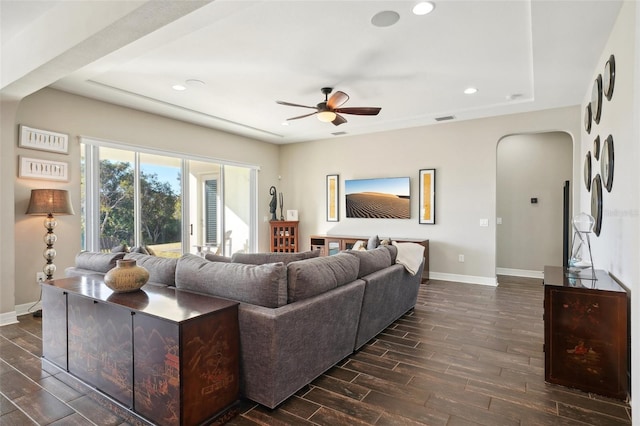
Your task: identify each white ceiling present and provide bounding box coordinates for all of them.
[1,1,623,144]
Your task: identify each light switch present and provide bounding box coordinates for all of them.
[480,219,489,227]
[497,217,503,225]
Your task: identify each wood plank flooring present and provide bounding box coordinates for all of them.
[1,276,631,425]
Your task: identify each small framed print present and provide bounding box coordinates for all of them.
[286,210,299,221]
[419,169,436,224]
[326,174,339,222]
[19,156,69,181]
[19,125,68,154]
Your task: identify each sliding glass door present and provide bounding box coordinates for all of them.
[81,140,256,257]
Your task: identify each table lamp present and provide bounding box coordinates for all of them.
[26,189,75,280]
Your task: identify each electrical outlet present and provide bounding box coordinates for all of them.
[458,254,465,263]
[36,272,46,282]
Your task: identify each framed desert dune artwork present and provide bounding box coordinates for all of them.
[419,169,436,224]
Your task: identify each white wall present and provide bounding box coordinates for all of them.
[8,88,279,317]
[579,2,638,287]
[279,106,581,285]
[496,132,573,275]
[577,0,639,412]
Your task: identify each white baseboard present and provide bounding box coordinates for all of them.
[0,311,18,326]
[0,301,42,326]
[496,268,544,279]
[429,272,497,287]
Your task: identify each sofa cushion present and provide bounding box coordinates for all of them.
[382,244,398,264]
[344,246,392,278]
[204,253,232,263]
[75,251,126,273]
[287,253,359,303]
[231,250,320,265]
[124,253,177,286]
[175,254,287,308]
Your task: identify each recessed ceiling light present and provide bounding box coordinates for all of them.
[281,121,289,126]
[464,87,478,95]
[413,2,435,16]
[371,10,400,27]
[172,84,186,91]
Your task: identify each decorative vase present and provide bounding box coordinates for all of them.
[104,259,149,293]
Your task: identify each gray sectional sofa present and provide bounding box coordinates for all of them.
[65,244,424,408]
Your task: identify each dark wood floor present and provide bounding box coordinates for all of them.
[1,276,631,425]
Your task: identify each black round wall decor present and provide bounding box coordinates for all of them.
[604,54,616,101]
[591,174,603,236]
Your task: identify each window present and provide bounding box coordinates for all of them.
[81,139,257,257]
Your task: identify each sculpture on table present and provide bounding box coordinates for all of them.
[569,213,595,276]
[279,192,284,221]
[269,186,278,221]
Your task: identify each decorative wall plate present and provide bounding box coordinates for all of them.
[583,152,592,191]
[584,104,592,134]
[593,136,600,160]
[604,54,615,101]
[601,135,614,192]
[591,74,603,124]
[591,174,603,236]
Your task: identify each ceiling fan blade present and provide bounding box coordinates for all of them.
[276,100,317,110]
[334,107,381,116]
[327,91,349,109]
[332,114,347,126]
[286,111,318,121]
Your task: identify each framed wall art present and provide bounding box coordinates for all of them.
[419,168,436,224]
[19,156,69,181]
[326,174,339,222]
[19,125,69,154]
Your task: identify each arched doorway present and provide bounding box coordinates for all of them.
[496,132,573,278]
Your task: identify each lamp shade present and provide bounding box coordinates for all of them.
[26,189,75,216]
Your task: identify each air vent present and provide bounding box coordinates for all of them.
[435,115,455,122]
[331,132,348,136]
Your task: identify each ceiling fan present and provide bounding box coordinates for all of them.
[277,87,381,126]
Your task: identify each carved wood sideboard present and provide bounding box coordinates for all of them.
[42,276,240,426]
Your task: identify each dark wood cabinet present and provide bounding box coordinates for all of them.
[310,235,429,282]
[42,277,240,425]
[543,266,629,400]
[269,221,298,252]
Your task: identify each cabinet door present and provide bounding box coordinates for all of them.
[41,285,67,370]
[133,313,180,426]
[68,294,99,385]
[547,287,627,399]
[96,302,133,407]
[327,239,341,256]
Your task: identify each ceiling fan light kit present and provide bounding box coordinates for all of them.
[277,87,381,127]
[317,111,337,122]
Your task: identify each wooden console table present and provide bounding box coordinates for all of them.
[543,266,629,400]
[42,277,240,426]
[310,234,429,282]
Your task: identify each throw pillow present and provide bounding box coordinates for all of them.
[110,243,129,253]
[367,235,380,250]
